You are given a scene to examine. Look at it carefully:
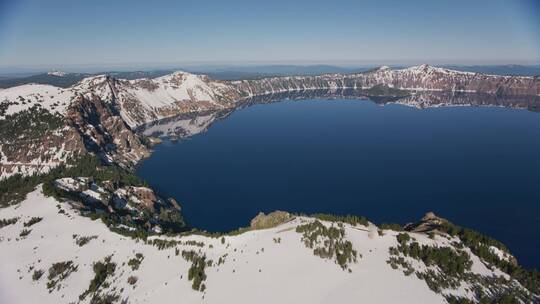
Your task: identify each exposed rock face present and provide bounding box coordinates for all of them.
[0,90,150,179]
[116,186,161,212]
[54,177,184,231]
[231,65,540,99]
[104,72,242,128]
[0,126,84,178]
[0,107,86,178]
[66,93,150,169]
[250,211,291,229]
[404,212,448,233]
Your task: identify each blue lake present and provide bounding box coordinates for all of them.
[137,98,540,270]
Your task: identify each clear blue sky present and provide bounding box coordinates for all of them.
[0,0,539,70]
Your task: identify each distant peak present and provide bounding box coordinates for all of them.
[403,64,451,74]
[378,65,391,71]
[171,70,190,76]
[411,64,432,70]
[47,70,67,77]
[157,70,194,80]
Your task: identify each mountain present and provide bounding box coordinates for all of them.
[1,65,539,180]
[0,71,175,89]
[0,72,91,88]
[231,64,540,98]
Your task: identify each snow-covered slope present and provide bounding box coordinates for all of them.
[110,72,239,127]
[47,70,67,77]
[0,84,76,118]
[0,187,537,304]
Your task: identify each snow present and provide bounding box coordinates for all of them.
[130,72,221,106]
[489,245,513,264]
[0,186,524,304]
[54,177,89,192]
[72,75,111,97]
[112,71,232,127]
[0,137,75,180]
[47,71,67,77]
[0,84,75,118]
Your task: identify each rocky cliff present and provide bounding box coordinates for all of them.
[231,65,540,98]
[1,64,539,179]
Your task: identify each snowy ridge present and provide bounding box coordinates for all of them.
[0,84,75,118]
[112,72,235,127]
[1,187,536,304]
[232,64,540,102]
[400,64,476,76]
[47,70,67,77]
[1,65,539,124]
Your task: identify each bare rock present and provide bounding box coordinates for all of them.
[404,212,448,233]
[250,211,291,230]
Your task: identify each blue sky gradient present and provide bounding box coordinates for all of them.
[0,0,539,69]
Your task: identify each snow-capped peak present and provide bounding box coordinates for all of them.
[76,74,109,87]
[404,64,434,72]
[47,70,67,77]
[401,64,458,75]
[171,70,190,76]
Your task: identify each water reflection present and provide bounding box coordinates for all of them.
[139,90,540,139]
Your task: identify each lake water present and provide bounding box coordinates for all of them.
[137,98,540,270]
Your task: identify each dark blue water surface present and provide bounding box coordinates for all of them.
[137,99,540,269]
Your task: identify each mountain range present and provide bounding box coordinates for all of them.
[1,64,539,179]
[1,65,540,303]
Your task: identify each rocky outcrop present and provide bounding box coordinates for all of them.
[250,211,291,229]
[0,107,86,179]
[54,177,184,232]
[404,212,448,233]
[66,93,150,169]
[0,90,151,179]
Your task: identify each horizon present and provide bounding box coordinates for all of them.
[2,62,540,76]
[1,0,539,71]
